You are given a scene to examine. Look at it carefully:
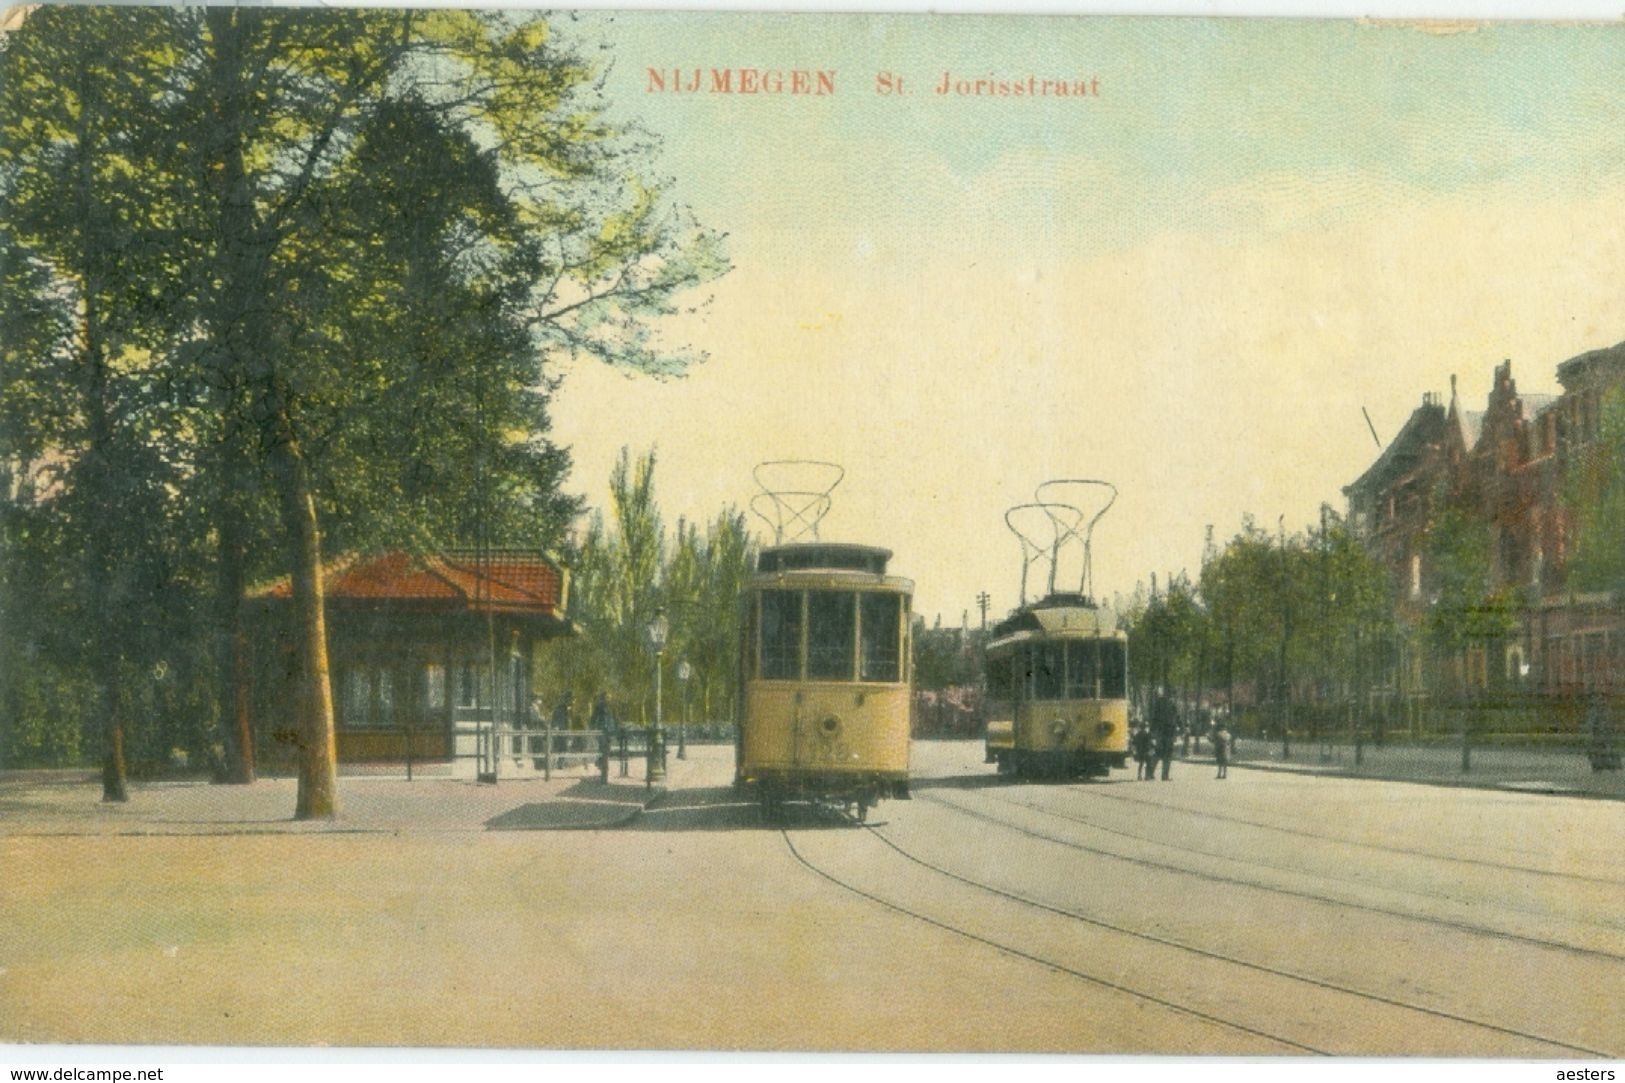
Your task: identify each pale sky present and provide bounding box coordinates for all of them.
[545,12,1625,623]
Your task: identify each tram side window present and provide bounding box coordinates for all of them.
[1033,643,1065,700]
[1100,640,1127,699]
[987,654,1014,700]
[759,590,802,680]
[860,592,902,682]
[1066,640,1098,699]
[808,591,857,681]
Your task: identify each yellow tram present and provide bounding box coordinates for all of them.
[983,595,1129,777]
[736,542,913,819]
[983,479,1130,778]
[735,462,913,820]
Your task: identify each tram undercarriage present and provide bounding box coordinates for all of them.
[991,748,1126,780]
[745,770,910,822]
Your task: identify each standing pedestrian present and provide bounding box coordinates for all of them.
[1214,724,1231,779]
[591,691,613,732]
[1132,723,1153,780]
[1152,688,1178,780]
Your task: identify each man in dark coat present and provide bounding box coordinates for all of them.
[1152,689,1179,781]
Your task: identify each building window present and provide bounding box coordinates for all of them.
[424,664,446,710]
[456,663,489,709]
[344,669,371,728]
[377,669,394,725]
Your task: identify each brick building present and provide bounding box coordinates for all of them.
[1344,340,1625,720]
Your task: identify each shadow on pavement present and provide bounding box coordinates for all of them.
[619,785,863,832]
[908,772,1130,793]
[486,801,646,830]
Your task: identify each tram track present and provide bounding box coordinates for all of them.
[778,826,1330,1055]
[1069,782,1625,888]
[986,789,1625,936]
[781,819,1613,1058]
[783,806,1612,1060]
[927,788,1625,966]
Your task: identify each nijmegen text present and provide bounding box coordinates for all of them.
[647,68,836,95]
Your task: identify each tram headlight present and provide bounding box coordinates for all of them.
[1048,718,1068,738]
[1097,721,1114,737]
[818,714,842,739]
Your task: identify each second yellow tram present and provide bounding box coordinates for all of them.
[983,594,1130,778]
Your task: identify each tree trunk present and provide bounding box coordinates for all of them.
[273,435,338,820]
[99,655,128,802]
[216,507,256,783]
[72,61,129,803]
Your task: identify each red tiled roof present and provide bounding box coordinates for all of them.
[255,550,564,615]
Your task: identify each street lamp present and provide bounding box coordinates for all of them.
[644,608,669,784]
[676,659,692,759]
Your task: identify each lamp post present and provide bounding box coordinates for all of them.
[644,608,669,785]
[676,659,692,759]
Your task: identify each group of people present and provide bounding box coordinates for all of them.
[540,691,618,732]
[1131,689,1232,780]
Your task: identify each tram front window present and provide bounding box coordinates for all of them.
[808,591,857,680]
[1067,640,1098,699]
[860,592,902,682]
[759,590,802,680]
[1100,639,1126,699]
[1033,643,1065,700]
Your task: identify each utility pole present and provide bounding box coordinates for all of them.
[976,591,990,632]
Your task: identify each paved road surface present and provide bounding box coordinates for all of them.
[2,742,1619,1054]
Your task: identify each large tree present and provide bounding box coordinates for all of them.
[0,8,207,797]
[1,9,727,815]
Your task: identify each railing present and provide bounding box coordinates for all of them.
[470,723,669,786]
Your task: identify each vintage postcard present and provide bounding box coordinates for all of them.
[0,2,1621,1078]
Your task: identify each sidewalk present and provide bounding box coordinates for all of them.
[1212,737,1625,800]
[0,745,720,836]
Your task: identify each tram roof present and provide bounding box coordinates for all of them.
[989,594,1122,647]
[756,542,893,575]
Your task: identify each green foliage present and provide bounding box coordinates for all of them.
[1127,510,1398,715]
[1566,387,1625,593]
[913,619,981,691]
[0,8,728,785]
[544,449,755,727]
[1423,502,1516,652]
